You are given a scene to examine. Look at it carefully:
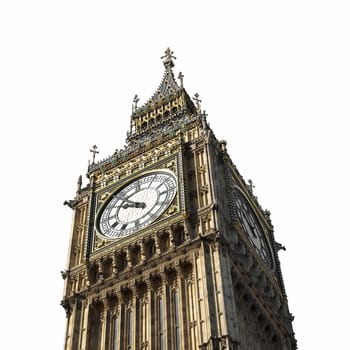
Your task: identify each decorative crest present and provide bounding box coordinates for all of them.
[161,48,176,68]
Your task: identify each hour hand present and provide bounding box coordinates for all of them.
[122,201,146,209]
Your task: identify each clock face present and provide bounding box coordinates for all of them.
[234,189,273,269]
[97,171,177,239]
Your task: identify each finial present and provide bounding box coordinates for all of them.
[219,140,227,152]
[90,145,99,164]
[248,179,255,193]
[178,72,184,88]
[132,94,139,112]
[201,110,208,130]
[193,93,202,112]
[76,175,82,194]
[161,48,176,68]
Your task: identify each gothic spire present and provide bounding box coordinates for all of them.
[127,48,196,141]
[148,48,181,104]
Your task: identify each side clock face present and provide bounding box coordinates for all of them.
[234,190,273,270]
[97,171,177,239]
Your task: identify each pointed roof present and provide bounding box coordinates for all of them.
[150,48,181,102]
[127,48,197,142]
[133,48,182,113]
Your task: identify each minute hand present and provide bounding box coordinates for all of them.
[114,195,143,205]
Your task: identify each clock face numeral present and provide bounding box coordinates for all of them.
[234,190,273,270]
[97,171,177,239]
[111,221,119,228]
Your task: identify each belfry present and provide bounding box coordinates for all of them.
[61,49,296,350]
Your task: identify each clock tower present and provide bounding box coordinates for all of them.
[61,49,296,350]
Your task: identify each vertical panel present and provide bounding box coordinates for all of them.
[149,291,155,350]
[119,304,125,350]
[173,291,181,350]
[87,305,101,350]
[71,300,82,350]
[187,280,197,350]
[127,310,133,350]
[211,245,226,336]
[77,207,86,265]
[164,285,171,350]
[193,151,201,211]
[79,300,90,350]
[85,189,96,260]
[195,252,207,343]
[99,306,108,350]
[112,316,119,350]
[64,308,73,350]
[140,299,148,349]
[158,298,164,350]
[135,299,140,350]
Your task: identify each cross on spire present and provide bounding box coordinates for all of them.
[90,145,99,164]
[193,93,202,111]
[161,48,176,68]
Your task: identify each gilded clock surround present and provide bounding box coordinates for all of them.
[62,49,296,350]
[90,153,185,254]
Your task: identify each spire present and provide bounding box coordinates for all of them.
[148,48,181,104]
[131,48,185,111]
[127,48,196,140]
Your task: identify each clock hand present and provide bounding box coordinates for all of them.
[114,194,145,207]
[122,201,146,209]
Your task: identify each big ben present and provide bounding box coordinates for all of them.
[61,48,296,350]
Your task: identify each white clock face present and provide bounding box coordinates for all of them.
[97,171,177,239]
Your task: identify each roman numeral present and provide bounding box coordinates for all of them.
[148,175,156,188]
[111,221,119,228]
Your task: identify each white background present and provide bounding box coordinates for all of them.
[1,1,349,349]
